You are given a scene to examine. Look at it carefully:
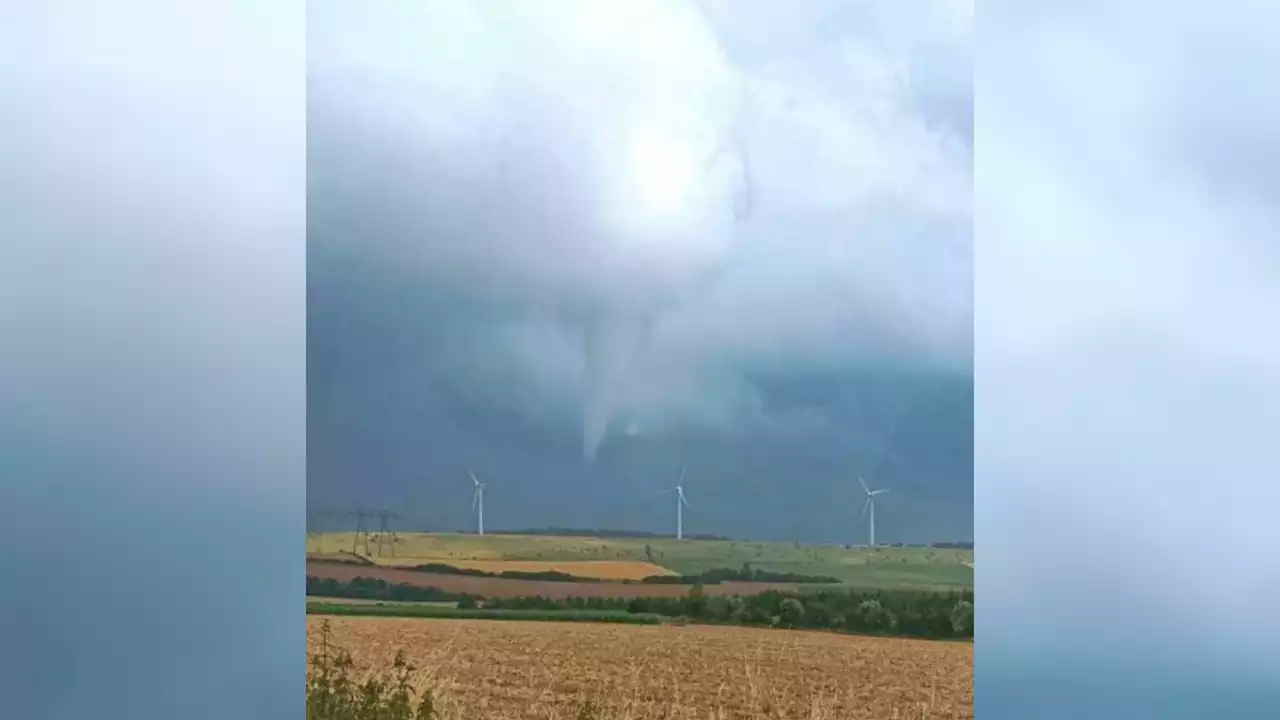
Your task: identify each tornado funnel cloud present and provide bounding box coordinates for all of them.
[581,316,651,463]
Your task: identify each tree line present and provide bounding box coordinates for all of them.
[306,576,973,640]
[308,576,471,603]
[487,588,972,639]
[640,564,839,584]
[392,561,839,585]
[404,562,591,583]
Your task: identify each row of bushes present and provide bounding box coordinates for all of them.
[307,576,973,640]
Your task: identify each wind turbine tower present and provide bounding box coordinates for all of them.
[859,476,889,547]
[674,466,691,541]
[468,471,486,536]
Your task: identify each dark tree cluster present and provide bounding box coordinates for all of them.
[487,587,974,640]
[307,575,475,604]
[641,564,839,585]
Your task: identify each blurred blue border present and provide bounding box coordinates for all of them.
[0,2,304,718]
[978,0,1280,716]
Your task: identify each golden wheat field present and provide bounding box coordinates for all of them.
[307,616,973,720]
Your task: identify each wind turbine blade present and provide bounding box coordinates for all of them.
[861,497,871,517]
[471,489,478,510]
[468,471,480,487]
[680,491,690,508]
[858,476,870,494]
[677,466,687,484]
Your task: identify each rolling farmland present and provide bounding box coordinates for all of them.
[306,532,974,590]
[306,532,974,718]
[308,615,974,720]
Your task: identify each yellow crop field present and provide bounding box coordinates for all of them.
[307,616,973,720]
[310,532,648,561]
[377,558,678,580]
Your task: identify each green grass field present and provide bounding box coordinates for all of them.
[307,596,458,608]
[307,532,973,590]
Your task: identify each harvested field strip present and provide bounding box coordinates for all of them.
[377,558,678,580]
[307,601,664,624]
[308,615,974,720]
[307,596,457,607]
[306,561,801,599]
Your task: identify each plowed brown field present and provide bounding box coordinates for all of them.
[307,561,808,599]
[308,616,973,719]
[378,558,678,580]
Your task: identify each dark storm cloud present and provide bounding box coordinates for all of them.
[308,0,972,542]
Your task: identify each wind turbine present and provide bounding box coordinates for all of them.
[674,466,690,541]
[859,476,889,547]
[468,471,485,536]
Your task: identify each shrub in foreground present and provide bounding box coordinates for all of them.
[307,620,438,720]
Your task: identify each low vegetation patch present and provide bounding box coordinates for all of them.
[308,621,436,720]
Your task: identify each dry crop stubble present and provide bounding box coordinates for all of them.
[307,616,973,719]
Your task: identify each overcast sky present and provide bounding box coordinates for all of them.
[307,0,974,543]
